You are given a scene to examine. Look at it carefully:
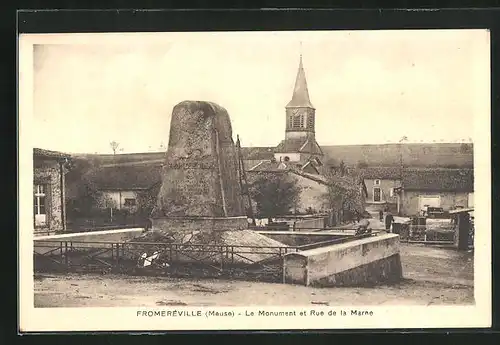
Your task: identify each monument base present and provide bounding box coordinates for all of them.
[283,233,403,287]
[150,216,248,233]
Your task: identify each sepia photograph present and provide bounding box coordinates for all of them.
[18,29,491,332]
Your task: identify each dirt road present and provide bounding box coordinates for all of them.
[34,244,474,307]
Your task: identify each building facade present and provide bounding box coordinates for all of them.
[398,168,474,216]
[358,167,402,213]
[33,148,71,234]
[91,165,163,212]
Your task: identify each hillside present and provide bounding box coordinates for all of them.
[70,142,473,169]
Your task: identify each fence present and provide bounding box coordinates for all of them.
[33,233,372,282]
[34,240,300,282]
[395,223,474,248]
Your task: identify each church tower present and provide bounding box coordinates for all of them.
[275,54,323,167]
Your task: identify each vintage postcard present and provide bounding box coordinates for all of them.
[18,29,491,332]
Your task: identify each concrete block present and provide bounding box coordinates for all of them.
[283,233,402,287]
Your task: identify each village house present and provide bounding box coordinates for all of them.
[33,148,71,234]
[90,164,162,212]
[398,168,474,216]
[358,166,474,217]
[360,167,401,212]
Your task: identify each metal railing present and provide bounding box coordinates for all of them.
[34,240,300,282]
[396,224,474,248]
[33,233,375,282]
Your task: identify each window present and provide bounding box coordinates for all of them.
[34,184,47,227]
[292,115,304,128]
[389,188,394,197]
[374,179,381,186]
[124,198,136,207]
[373,187,381,202]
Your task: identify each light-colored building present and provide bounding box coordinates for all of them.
[91,165,162,212]
[359,167,401,213]
[398,168,474,216]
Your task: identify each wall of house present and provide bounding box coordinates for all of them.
[246,172,330,215]
[400,190,469,216]
[34,162,63,232]
[293,174,329,213]
[100,190,138,211]
[364,178,400,205]
[274,153,301,162]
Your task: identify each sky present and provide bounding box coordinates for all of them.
[26,30,489,154]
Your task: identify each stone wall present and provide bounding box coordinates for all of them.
[293,217,325,230]
[259,232,346,246]
[34,228,145,254]
[34,161,63,232]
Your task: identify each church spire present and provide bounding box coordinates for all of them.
[286,54,314,109]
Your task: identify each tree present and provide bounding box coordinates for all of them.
[248,173,301,222]
[136,183,161,218]
[65,159,104,219]
[322,165,366,225]
[110,141,120,155]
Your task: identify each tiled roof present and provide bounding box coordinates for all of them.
[247,158,322,175]
[402,168,474,192]
[247,160,292,172]
[33,148,71,159]
[73,151,166,166]
[359,167,474,192]
[359,166,402,180]
[275,138,323,155]
[91,164,163,190]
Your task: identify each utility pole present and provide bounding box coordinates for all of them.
[398,136,408,215]
[236,135,256,226]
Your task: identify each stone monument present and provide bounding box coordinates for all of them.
[150,100,248,233]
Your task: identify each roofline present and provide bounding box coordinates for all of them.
[403,188,473,192]
[363,176,402,180]
[449,207,474,214]
[98,187,153,191]
[246,170,288,174]
[285,105,316,110]
[33,149,71,159]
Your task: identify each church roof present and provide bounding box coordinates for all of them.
[275,138,323,155]
[286,56,314,109]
